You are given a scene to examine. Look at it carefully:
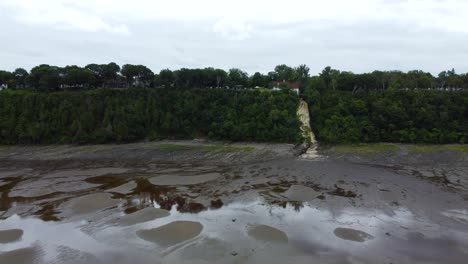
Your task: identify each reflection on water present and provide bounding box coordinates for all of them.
[1,199,468,264]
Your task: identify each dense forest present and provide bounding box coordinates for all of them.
[0,89,302,144]
[305,90,467,144]
[1,63,467,145]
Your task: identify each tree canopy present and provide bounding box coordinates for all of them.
[305,89,467,144]
[0,88,303,144]
[1,63,467,145]
[1,63,467,92]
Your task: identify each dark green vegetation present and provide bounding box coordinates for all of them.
[407,145,468,153]
[1,63,467,145]
[0,89,302,144]
[299,67,468,144]
[310,67,468,92]
[3,64,468,90]
[306,90,467,144]
[0,64,310,90]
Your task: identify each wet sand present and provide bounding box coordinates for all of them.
[0,141,467,264]
[137,221,203,246]
[333,227,374,242]
[61,193,121,216]
[107,181,137,194]
[114,207,170,226]
[0,247,41,264]
[149,173,221,186]
[247,225,288,243]
[0,229,23,243]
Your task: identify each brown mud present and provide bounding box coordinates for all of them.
[0,141,467,264]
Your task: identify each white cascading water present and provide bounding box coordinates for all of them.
[297,99,319,159]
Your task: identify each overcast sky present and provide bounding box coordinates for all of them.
[1,0,468,75]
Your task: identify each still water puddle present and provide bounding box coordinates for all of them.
[1,199,468,264]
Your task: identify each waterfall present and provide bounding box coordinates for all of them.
[297,99,319,158]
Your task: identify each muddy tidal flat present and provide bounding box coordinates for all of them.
[0,141,467,264]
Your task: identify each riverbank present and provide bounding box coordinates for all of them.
[1,141,467,263]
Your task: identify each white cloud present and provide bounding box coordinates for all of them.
[213,18,253,41]
[0,0,130,34]
[0,0,467,73]
[2,0,468,34]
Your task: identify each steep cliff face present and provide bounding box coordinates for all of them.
[297,99,319,158]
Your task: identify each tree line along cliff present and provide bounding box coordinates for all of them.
[0,89,303,144]
[305,90,467,144]
[1,88,466,145]
[1,64,468,91]
[1,63,467,145]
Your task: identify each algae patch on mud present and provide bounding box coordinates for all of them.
[407,145,468,153]
[332,144,399,153]
[330,143,468,155]
[150,144,193,150]
[137,221,203,246]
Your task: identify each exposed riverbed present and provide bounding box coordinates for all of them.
[0,142,467,263]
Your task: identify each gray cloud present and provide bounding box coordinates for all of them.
[1,0,468,75]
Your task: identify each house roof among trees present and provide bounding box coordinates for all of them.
[273,81,300,89]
